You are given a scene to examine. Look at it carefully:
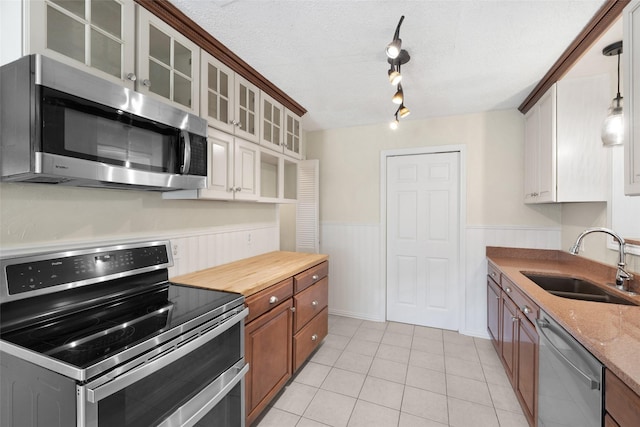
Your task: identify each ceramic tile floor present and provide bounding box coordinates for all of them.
[253,315,529,427]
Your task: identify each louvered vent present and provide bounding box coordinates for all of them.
[296,160,319,253]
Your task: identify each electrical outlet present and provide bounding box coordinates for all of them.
[247,233,252,246]
[172,244,179,256]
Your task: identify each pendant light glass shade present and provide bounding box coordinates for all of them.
[601,41,624,147]
[601,94,624,146]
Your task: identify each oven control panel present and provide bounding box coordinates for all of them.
[2,242,171,296]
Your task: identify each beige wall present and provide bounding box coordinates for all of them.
[0,182,276,249]
[306,109,561,227]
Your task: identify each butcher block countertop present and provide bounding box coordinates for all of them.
[170,251,328,297]
[487,247,640,395]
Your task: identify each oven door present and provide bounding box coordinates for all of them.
[78,308,247,427]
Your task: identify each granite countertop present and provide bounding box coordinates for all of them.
[170,251,328,297]
[487,247,640,395]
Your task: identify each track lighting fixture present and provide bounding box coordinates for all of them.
[386,16,411,129]
[386,16,404,59]
[399,104,410,118]
[392,84,404,105]
[601,41,624,146]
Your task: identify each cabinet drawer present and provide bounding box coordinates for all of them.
[245,278,294,323]
[293,306,328,372]
[294,277,328,332]
[294,261,328,293]
[502,277,538,324]
[606,369,640,427]
[488,262,501,284]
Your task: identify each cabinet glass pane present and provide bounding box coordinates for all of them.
[239,85,247,108]
[220,72,228,98]
[91,0,121,38]
[263,124,272,141]
[274,108,280,124]
[286,134,293,149]
[91,29,121,78]
[149,60,171,99]
[50,0,84,19]
[264,101,272,121]
[247,112,255,134]
[220,99,228,124]
[274,127,280,145]
[149,25,171,66]
[238,110,247,131]
[208,64,218,91]
[174,73,191,108]
[47,5,85,63]
[174,41,191,77]
[208,93,218,120]
[248,90,255,112]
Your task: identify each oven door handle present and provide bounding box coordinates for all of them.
[85,307,248,403]
[158,360,249,427]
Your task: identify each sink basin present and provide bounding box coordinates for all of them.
[522,273,638,306]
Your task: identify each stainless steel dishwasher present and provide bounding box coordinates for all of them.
[535,310,604,427]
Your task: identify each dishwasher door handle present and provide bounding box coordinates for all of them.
[536,318,600,390]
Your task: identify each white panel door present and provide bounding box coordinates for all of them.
[386,152,460,330]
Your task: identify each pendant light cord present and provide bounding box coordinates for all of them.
[617,51,621,98]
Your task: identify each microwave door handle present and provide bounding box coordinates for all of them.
[181,130,191,175]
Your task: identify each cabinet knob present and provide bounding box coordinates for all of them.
[522,306,532,314]
[312,274,319,281]
[495,295,500,300]
[512,316,518,323]
[311,334,318,341]
[126,73,137,81]
[491,272,496,277]
[505,287,512,293]
[311,300,318,307]
[269,296,279,304]
[290,307,296,312]
[142,79,151,87]
[236,187,242,192]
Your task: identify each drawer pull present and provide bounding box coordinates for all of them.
[491,272,496,277]
[522,306,532,314]
[311,334,318,341]
[290,307,296,312]
[312,274,319,281]
[269,296,279,304]
[505,287,512,293]
[311,300,318,307]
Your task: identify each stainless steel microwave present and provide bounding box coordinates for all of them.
[0,55,207,191]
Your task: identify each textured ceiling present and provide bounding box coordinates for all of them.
[170,0,608,131]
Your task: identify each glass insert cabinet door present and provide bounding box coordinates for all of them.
[137,7,200,114]
[26,0,135,87]
[284,110,302,159]
[201,51,236,135]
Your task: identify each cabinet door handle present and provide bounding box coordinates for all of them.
[142,79,151,87]
[312,274,319,281]
[522,306,532,314]
[269,296,278,304]
[505,287,512,293]
[126,73,137,81]
[311,300,318,307]
[311,334,318,341]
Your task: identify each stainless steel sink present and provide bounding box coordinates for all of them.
[522,273,638,306]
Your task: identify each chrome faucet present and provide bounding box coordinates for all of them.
[569,227,635,293]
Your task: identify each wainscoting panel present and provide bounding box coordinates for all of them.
[320,222,562,334]
[0,222,280,279]
[321,223,384,322]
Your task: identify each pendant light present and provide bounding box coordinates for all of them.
[601,41,624,147]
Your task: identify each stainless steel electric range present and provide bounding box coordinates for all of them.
[0,240,248,427]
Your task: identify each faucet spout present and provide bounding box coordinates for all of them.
[569,227,634,293]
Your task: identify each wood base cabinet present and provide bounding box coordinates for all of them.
[245,298,293,426]
[487,262,539,427]
[605,368,640,427]
[245,260,329,426]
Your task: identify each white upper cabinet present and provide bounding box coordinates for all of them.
[200,51,236,135]
[137,7,199,114]
[260,92,284,152]
[24,0,136,87]
[284,109,303,159]
[625,0,640,195]
[524,74,610,204]
[234,75,260,142]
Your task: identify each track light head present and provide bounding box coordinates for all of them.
[399,104,410,118]
[388,66,402,85]
[392,85,404,105]
[386,16,405,59]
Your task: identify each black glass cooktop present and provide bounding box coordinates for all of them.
[1,281,242,368]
